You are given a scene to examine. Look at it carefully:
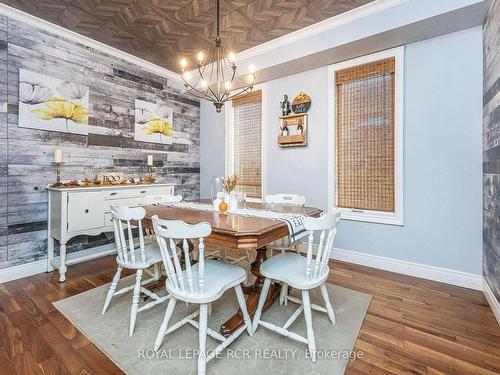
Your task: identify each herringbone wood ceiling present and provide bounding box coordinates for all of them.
[3,0,374,71]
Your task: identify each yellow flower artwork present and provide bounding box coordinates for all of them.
[142,118,173,137]
[32,97,89,132]
[134,99,173,145]
[18,69,90,135]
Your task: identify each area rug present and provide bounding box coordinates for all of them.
[54,277,371,375]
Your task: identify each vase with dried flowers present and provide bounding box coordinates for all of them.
[222,175,239,211]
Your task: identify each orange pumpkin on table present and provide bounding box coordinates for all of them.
[218,201,228,213]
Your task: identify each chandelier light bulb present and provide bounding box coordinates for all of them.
[197,52,204,63]
[200,79,208,88]
[180,58,187,69]
[224,81,231,90]
[247,74,255,83]
[229,52,236,63]
[249,64,256,73]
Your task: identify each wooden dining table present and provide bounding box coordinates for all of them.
[142,199,322,336]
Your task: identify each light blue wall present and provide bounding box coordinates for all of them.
[200,100,226,199]
[337,27,482,274]
[200,27,484,275]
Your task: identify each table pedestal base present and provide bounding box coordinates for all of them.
[221,246,280,337]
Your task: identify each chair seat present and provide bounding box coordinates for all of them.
[116,242,163,269]
[166,260,246,303]
[261,252,328,289]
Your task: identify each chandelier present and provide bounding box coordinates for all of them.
[179,0,256,113]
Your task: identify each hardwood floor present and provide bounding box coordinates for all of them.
[0,256,499,375]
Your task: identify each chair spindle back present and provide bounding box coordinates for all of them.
[303,211,341,281]
[111,206,147,265]
[152,216,211,294]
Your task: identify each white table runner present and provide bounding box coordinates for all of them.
[159,201,308,242]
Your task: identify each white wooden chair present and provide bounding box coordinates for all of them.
[152,216,253,375]
[101,206,169,336]
[140,195,183,242]
[264,193,306,255]
[252,211,341,363]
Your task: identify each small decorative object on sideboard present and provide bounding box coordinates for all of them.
[280,95,291,116]
[97,171,125,184]
[278,113,308,147]
[52,149,65,187]
[291,91,311,113]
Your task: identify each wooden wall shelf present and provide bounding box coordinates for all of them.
[278,113,308,147]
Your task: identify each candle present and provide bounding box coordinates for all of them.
[54,149,63,163]
[147,155,154,166]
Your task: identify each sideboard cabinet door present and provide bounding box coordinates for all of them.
[67,191,105,232]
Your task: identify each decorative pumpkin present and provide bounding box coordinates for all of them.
[219,201,229,213]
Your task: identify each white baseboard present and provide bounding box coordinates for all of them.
[297,244,482,290]
[0,259,47,283]
[483,277,500,326]
[0,243,116,284]
[331,247,482,290]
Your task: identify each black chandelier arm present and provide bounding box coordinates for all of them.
[184,81,217,101]
[196,64,220,100]
[224,85,254,101]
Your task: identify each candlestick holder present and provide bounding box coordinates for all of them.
[52,162,65,187]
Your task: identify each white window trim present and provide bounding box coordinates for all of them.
[225,83,267,202]
[327,46,404,226]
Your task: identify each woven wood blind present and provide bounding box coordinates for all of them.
[335,57,395,212]
[232,90,262,198]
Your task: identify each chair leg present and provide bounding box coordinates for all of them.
[154,297,177,351]
[234,284,253,336]
[279,283,288,306]
[101,266,122,315]
[153,263,161,281]
[129,269,143,336]
[208,302,213,317]
[198,304,209,375]
[293,243,301,255]
[320,283,336,325]
[302,290,317,363]
[252,278,271,332]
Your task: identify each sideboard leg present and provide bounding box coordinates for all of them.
[47,236,54,272]
[59,242,67,282]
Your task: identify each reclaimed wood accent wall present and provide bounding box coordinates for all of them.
[0,15,200,270]
[483,0,500,303]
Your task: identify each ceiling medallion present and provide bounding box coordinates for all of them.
[179,0,256,113]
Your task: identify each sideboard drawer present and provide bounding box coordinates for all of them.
[105,197,144,213]
[104,187,150,200]
[67,191,105,232]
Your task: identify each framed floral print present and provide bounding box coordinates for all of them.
[18,69,89,135]
[134,99,173,145]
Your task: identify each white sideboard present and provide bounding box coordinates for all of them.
[47,183,175,282]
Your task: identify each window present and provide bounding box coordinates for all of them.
[328,47,404,225]
[227,90,263,199]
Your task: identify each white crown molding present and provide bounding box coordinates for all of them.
[0,3,182,83]
[298,244,482,290]
[483,278,500,326]
[235,0,410,61]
